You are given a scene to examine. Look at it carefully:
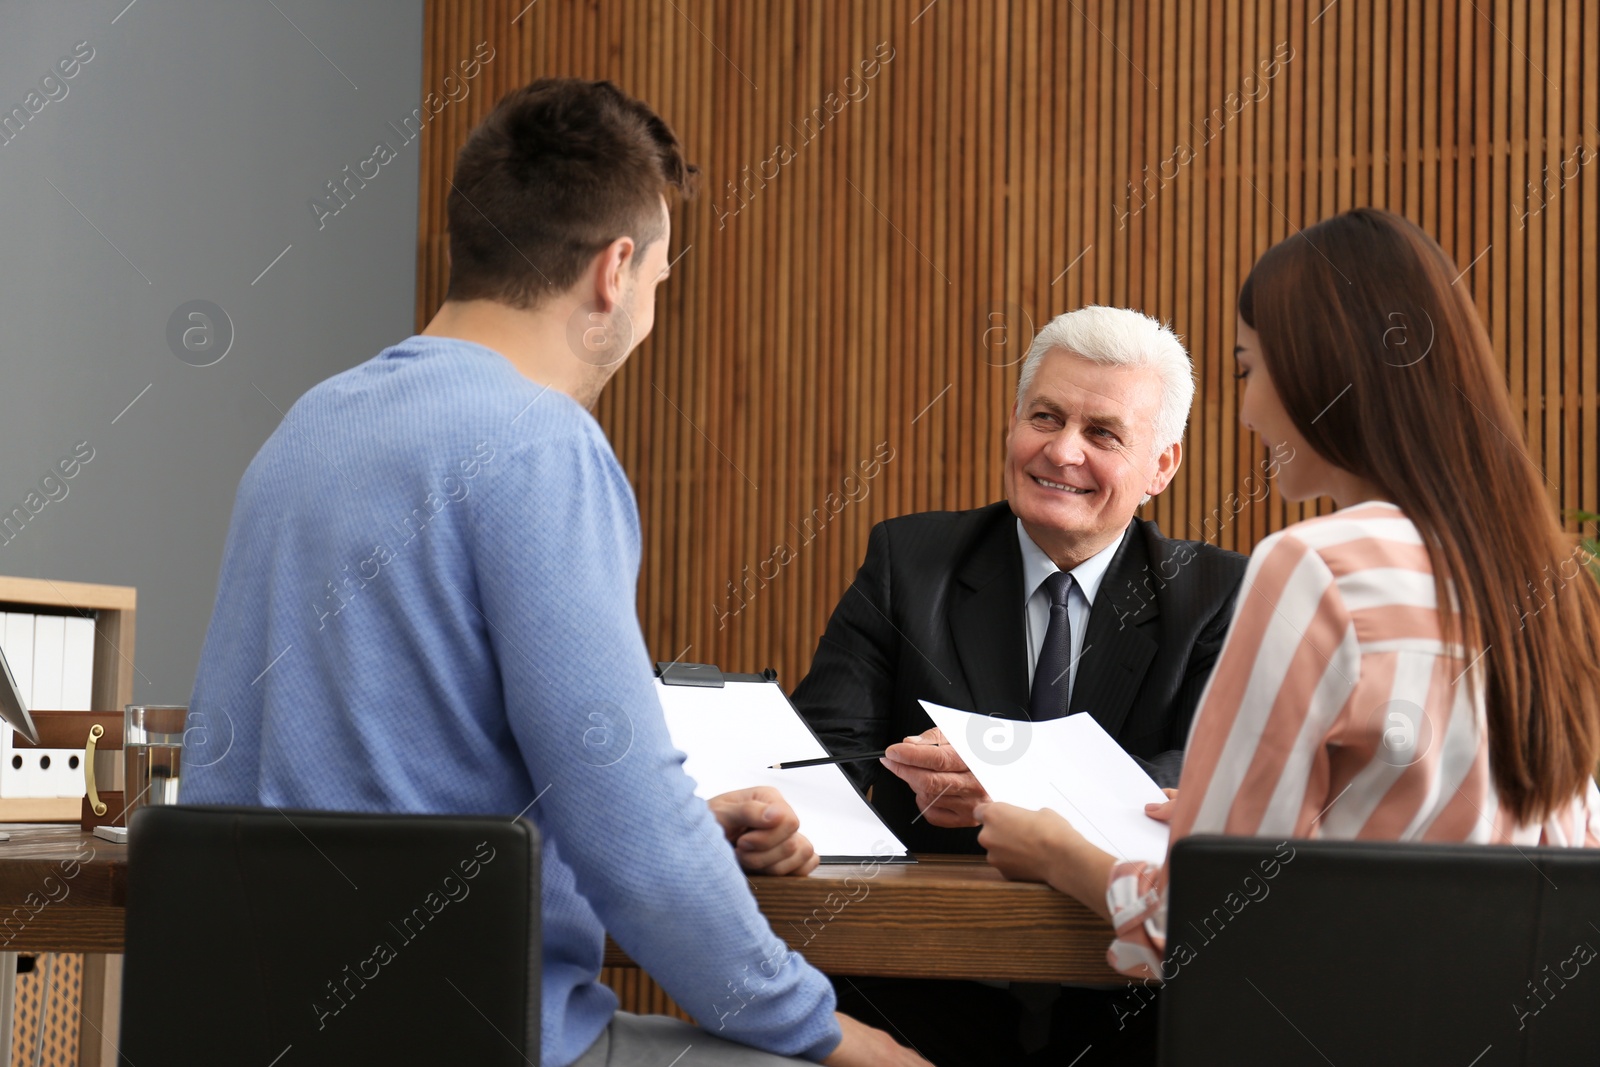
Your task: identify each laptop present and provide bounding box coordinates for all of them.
[0,641,40,745]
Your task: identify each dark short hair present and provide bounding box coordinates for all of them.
[445,78,696,308]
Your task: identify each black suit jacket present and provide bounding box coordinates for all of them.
[790,502,1248,853]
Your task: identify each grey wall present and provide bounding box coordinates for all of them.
[0,0,423,702]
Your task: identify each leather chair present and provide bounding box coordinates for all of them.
[120,805,539,1065]
[1159,835,1600,1065]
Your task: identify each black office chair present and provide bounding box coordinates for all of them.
[120,805,540,1066]
[1159,835,1600,1065]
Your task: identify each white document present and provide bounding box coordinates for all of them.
[655,679,908,860]
[920,700,1171,866]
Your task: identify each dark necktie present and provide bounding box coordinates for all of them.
[1028,570,1075,721]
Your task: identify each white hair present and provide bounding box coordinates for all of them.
[1015,305,1194,450]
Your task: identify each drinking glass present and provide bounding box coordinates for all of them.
[124,704,187,818]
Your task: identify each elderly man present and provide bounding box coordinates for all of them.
[790,304,1247,1066]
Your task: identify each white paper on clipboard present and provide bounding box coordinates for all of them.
[655,678,908,861]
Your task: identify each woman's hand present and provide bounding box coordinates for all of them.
[1144,787,1179,823]
[973,801,1082,885]
[974,801,1117,921]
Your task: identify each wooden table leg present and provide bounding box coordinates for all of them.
[77,955,120,1067]
[0,951,13,1067]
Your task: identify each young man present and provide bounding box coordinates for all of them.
[185,79,925,1067]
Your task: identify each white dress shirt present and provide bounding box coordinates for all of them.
[1017,519,1122,705]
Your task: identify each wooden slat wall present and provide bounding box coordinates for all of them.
[419,0,1599,1017]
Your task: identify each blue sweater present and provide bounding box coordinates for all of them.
[185,335,841,1066]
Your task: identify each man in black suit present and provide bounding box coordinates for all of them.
[790,305,1248,1065]
[794,499,1243,850]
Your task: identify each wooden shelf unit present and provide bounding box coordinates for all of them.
[0,575,137,823]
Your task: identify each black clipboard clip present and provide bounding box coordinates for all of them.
[655,661,725,688]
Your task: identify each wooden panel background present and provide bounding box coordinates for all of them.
[418,0,1599,1018]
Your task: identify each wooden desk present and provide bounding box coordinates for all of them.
[0,834,1118,983]
[0,830,1122,1056]
[0,827,127,1067]
[0,827,125,954]
[606,854,1121,984]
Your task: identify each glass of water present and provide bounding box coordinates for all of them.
[125,704,187,819]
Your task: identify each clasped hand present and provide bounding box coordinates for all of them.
[707,786,819,876]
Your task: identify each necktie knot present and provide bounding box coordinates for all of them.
[1043,570,1073,607]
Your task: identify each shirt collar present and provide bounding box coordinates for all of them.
[1016,518,1124,607]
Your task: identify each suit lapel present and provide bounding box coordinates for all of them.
[1070,521,1159,738]
[948,514,1031,720]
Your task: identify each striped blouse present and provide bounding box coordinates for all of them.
[1105,501,1600,980]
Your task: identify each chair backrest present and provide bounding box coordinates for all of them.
[1159,835,1600,1066]
[120,805,539,1066]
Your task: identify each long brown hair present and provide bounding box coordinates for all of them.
[1239,208,1600,823]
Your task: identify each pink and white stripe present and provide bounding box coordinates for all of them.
[1106,501,1600,979]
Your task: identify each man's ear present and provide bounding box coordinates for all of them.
[592,235,636,313]
[1146,440,1182,496]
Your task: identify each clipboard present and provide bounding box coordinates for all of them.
[654,663,911,864]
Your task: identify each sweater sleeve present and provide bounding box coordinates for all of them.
[1105,531,1358,979]
[469,426,841,1060]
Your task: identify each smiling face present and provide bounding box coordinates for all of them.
[1004,347,1181,567]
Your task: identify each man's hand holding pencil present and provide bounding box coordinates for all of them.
[879,727,992,829]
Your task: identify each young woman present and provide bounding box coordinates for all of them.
[974,207,1600,981]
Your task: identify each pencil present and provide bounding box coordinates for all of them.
[769,744,943,770]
